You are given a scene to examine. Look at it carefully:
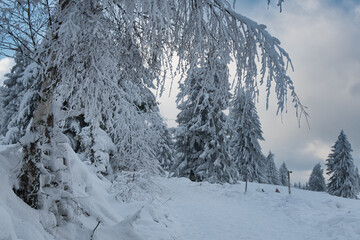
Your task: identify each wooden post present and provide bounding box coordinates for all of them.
[245,172,248,193]
[288,170,292,194]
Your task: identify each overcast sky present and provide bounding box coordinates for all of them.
[1,0,359,184]
[158,0,360,183]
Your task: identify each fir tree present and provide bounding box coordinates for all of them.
[172,50,237,183]
[265,151,280,185]
[157,124,175,171]
[279,162,289,186]
[1,49,40,143]
[356,167,360,192]
[326,130,359,199]
[308,163,326,192]
[229,89,266,183]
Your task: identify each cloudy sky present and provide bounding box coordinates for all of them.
[158,0,360,183]
[0,0,359,184]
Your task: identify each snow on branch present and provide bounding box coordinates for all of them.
[214,0,307,124]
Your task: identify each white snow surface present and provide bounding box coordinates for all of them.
[0,144,360,240]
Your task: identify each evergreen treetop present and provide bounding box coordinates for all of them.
[326,130,359,199]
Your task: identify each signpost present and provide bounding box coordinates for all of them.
[288,170,292,194]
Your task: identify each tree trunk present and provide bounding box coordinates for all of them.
[14,0,74,212]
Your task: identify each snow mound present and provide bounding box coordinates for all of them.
[0,144,179,240]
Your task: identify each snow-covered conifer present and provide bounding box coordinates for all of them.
[172,49,236,183]
[326,131,359,199]
[308,163,326,192]
[265,151,280,185]
[356,167,360,192]
[0,50,40,144]
[279,162,289,186]
[229,88,266,183]
[157,123,175,171]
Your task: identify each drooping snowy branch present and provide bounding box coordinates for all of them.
[174,0,307,123]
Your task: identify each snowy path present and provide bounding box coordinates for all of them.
[159,178,360,240]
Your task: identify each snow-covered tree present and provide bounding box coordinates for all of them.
[326,130,359,199]
[157,124,175,171]
[308,163,326,192]
[229,88,266,183]
[172,49,236,183]
[1,50,28,136]
[279,162,289,186]
[356,167,360,192]
[265,151,280,185]
[1,49,40,144]
[0,0,306,223]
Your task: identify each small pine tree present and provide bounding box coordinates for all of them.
[265,151,280,185]
[326,130,359,198]
[229,89,267,183]
[279,162,289,186]
[308,163,326,192]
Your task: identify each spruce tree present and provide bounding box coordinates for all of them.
[308,163,326,192]
[279,162,289,186]
[172,50,237,183]
[1,49,40,143]
[229,89,267,183]
[157,124,175,171]
[265,151,280,185]
[326,130,359,199]
[356,167,360,192]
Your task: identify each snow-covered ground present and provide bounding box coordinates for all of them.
[158,178,360,240]
[1,144,360,240]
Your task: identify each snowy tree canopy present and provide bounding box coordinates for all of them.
[308,163,326,192]
[0,0,307,223]
[326,130,359,199]
[0,0,306,117]
[229,88,266,183]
